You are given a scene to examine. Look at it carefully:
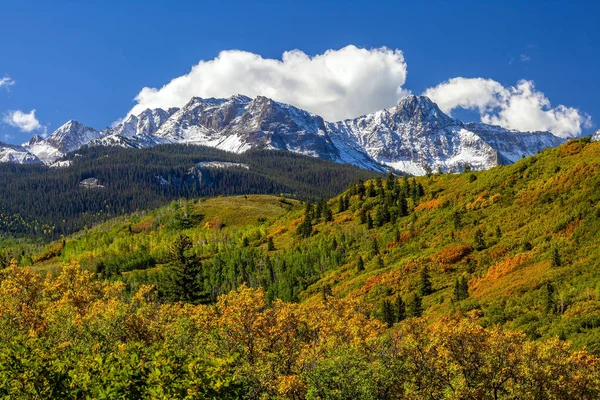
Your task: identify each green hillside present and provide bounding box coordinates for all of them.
[3,137,600,398]
[10,137,600,352]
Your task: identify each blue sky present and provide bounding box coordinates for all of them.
[1,0,598,144]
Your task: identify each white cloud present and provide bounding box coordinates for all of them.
[3,109,42,132]
[128,45,410,121]
[520,54,531,63]
[424,78,591,138]
[0,76,15,90]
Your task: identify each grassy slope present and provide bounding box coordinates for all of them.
[20,138,600,352]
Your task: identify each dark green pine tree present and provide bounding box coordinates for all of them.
[418,266,433,296]
[394,228,401,244]
[495,226,502,239]
[386,170,396,190]
[453,276,469,301]
[324,202,333,222]
[398,195,409,217]
[297,202,313,238]
[338,196,345,213]
[551,247,562,267]
[382,299,395,328]
[395,295,406,322]
[267,236,275,251]
[321,284,333,302]
[359,208,367,224]
[367,213,374,229]
[374,206,385,227]
[407,293,423,318]
[473,228,486,251]
[371,238,380,257]
[452,210,462,229]
[357,256,365,272]
[163,234,207,304]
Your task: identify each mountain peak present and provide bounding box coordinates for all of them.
[396,95,439,112]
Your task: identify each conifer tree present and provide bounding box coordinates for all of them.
[474,228,486,251]
[399,196,409,217]
[453,210,462,229]
[163,234,206,304]
[545,282,555,314]
[338,196,345,213]
[367,213,374,229]
[395,295,406,322]
[386,170,396,190]
[407,293,423,317]
[418,266,433,296]
[324,202,333,222]
[357,256,365,272]
[552,247,562,267]
[267,237,275,251]
[382,299,395,328]
[358,207,367,224]
[371,238,379,257]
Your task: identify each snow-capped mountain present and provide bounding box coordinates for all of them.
[0,141,42,164]
[23,120,101,164]
[10,95,566,174]
[592,130,600,142]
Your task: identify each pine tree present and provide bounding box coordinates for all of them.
[324,203,333,222]
[398,196,408,217]
[338,196,345,213]
[395,295,406,322]
[474,228,486,251]
[418,266,432,296]
[386,170,396,190]
[544,282,555,314]
[367,182,377,197]
[394,228,401,244]
[382,299,395,328]
[242,236,250,247]
[267,237,275,251]
[359,208,367,224]
[371,238,379,257]
[551,247,562,267]
[321,284,333,302]
[407,293,423,318]
[453,276,469,301]
[357,256,365,272]
[163,234,206,304]
[367,213,374,229]
[452,210,462,229]
[377,255,385,269]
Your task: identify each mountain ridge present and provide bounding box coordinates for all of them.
[10,95,565,174]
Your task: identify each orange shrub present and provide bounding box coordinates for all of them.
[415,198,441,212]
[433,244,473,268]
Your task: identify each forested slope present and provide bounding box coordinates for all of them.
[2,137,600,398]
[0,144,379,238]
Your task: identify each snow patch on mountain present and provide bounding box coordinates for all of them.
[592,130,600,142]
[0,141,42,164]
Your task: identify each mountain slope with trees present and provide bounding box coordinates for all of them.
[2,137,600,398]
[0,144,379,239]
